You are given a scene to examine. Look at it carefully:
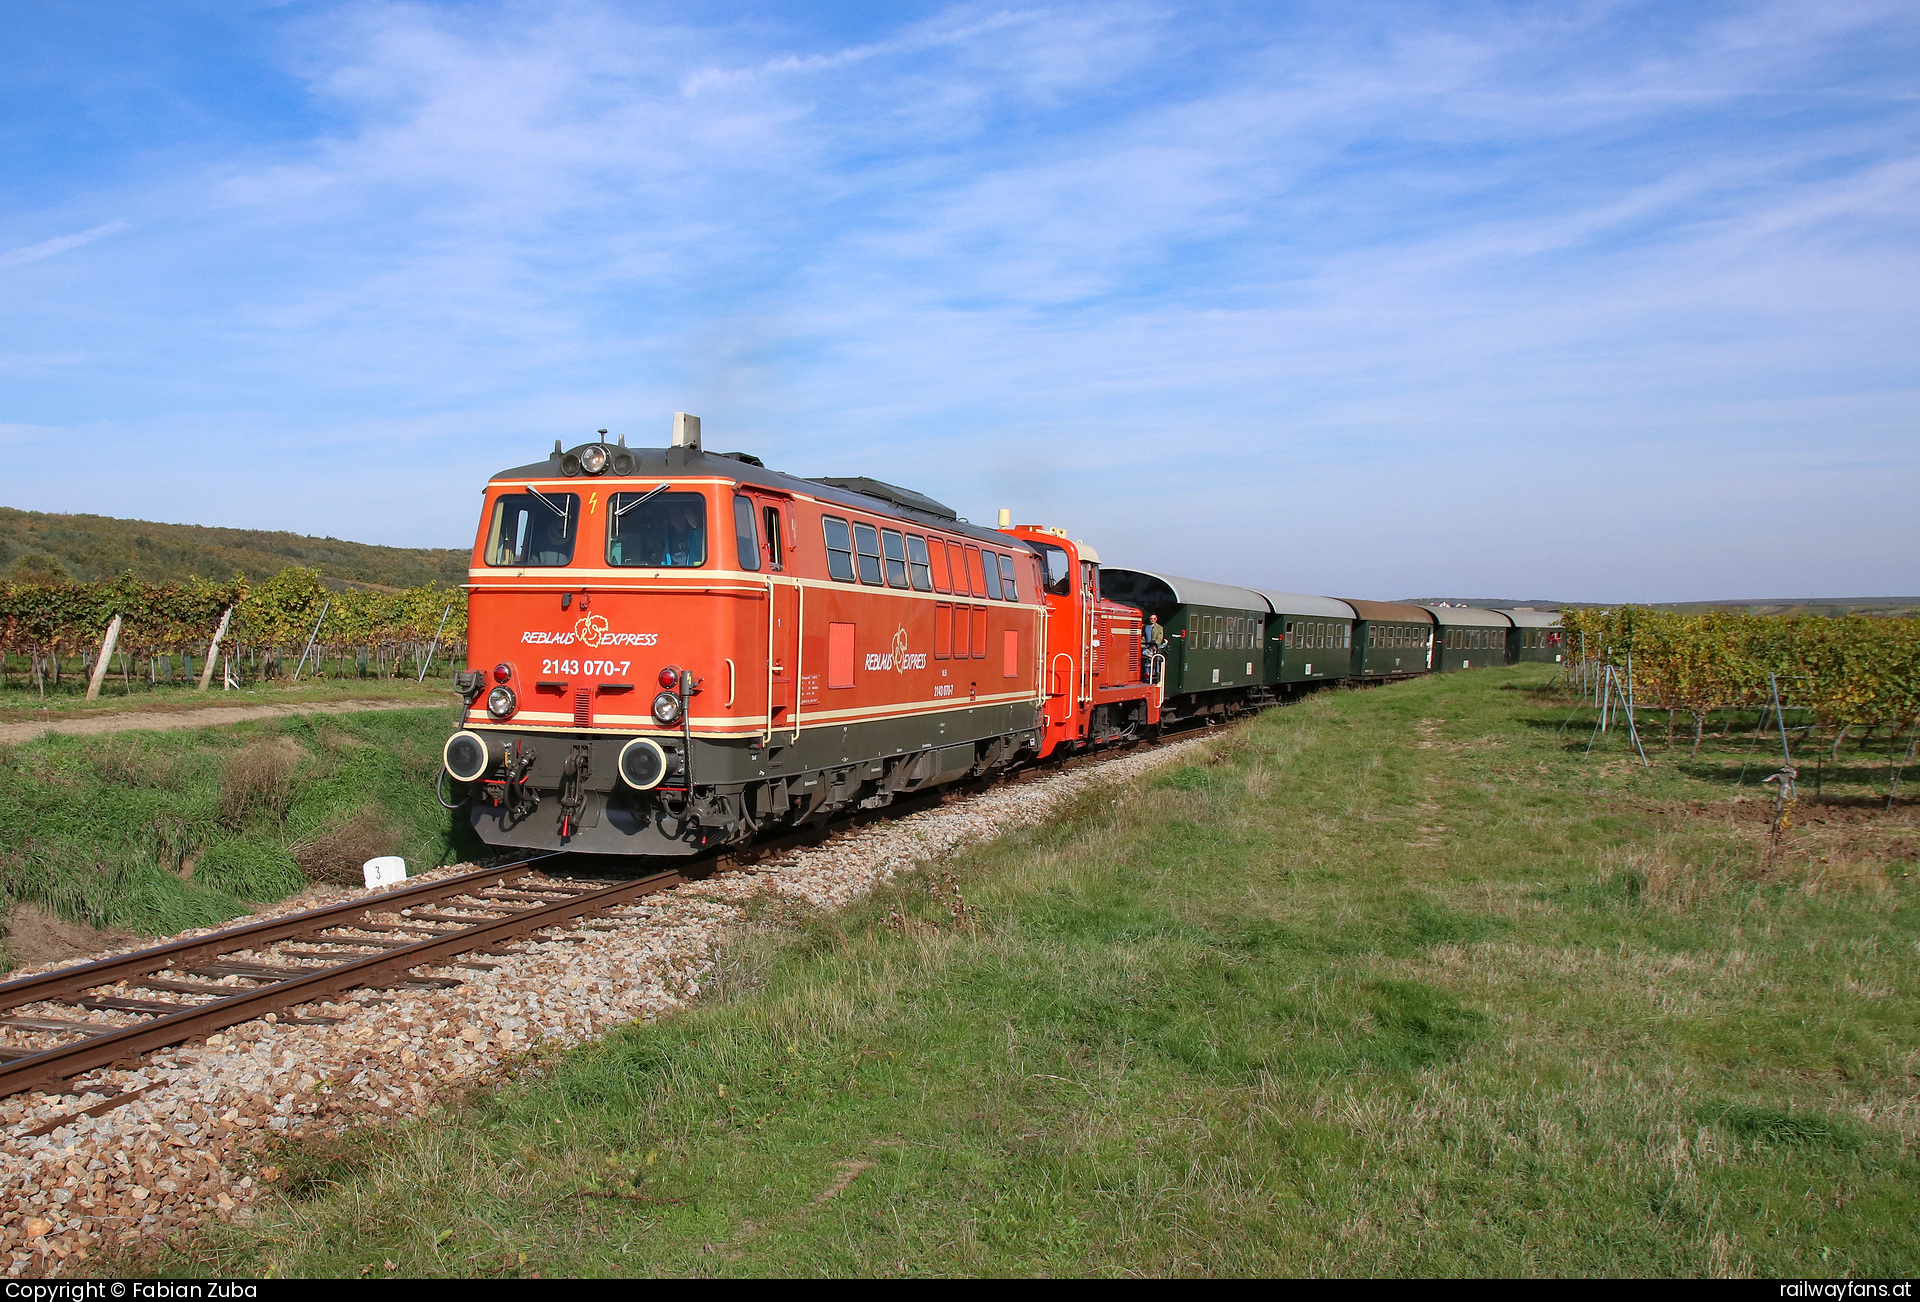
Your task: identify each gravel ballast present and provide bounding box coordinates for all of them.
[0,738,1205,1275]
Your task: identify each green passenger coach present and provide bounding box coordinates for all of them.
[1498,609,1565,664]
[1251,589,1357,690]
[1344,599,1436,679]
[1098,569,1273,715]
[1424,605,1516,671]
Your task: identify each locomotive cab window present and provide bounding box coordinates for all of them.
[1036,543,1073,596]
[981,551,1003,600]
[486,491,580,567]
[881,529,909,588]
[823,516,856,581]
[608,491,705,567]
[762,505,784,571]
[854,523,884,585]
[734,495,760,572]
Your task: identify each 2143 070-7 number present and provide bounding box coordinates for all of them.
[541,659,630,676]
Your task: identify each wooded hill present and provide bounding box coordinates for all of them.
[0,506,466,590]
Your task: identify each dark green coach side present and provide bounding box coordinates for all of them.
[1497,608,1565,664]
[1425,605,1515,671]
[1251,589,1357,691]
[1098,569,1271,710]
[1344,598,1436,679]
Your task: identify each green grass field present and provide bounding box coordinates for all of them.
[0,707,482,960]
[137,667,1920,1275]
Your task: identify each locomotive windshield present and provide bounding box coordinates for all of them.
[608,490,707,567]
[486,491,580,567]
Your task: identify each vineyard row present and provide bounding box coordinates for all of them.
[0,567,469,692]
[1556,606,1920,759]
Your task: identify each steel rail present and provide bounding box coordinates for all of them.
[0,854,576,1015]
[0,866,684,1100]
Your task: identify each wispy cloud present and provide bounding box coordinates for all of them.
[0,1,1914,600]
[0,220,128,271]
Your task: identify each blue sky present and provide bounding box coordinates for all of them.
[2,0,1916,601]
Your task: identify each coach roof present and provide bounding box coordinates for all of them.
[1250,589,1357,620]
[1099,568,1269,612]
[1496,609,1562,628]
[1344,598,1437,625]
[1422,605,1515,628]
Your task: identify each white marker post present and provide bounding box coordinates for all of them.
[85,615,123,702]
[196,606,234,692]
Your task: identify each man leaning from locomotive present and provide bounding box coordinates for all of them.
[1143,614,1167,678]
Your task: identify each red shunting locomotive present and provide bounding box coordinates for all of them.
[442,414,1159,856]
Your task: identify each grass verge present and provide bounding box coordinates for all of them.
[147,667,1920,1275]
[0,677,457,725]
[0,708,482,961]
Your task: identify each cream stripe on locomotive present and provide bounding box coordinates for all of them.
[462,687,1042,736]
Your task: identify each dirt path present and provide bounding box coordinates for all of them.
[0,699,442,744]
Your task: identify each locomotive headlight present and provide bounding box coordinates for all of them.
[651,691,683,725]
[443,730,491,782]
[486,685,518,718]
[617,737,667,790]
[579,444,609,474]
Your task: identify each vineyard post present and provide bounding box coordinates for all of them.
[1888,714,1919,812]
[291,599,331,684]
[1768,673,1793,768]
[1623,653,1650,767]
[196,606,234,692]
[417,600,454,683]
[1585,668,1612,757]
[84,614,123,702]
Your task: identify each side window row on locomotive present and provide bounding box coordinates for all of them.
[819,516,1022,600]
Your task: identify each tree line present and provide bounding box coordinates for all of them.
[1557,606,1920,761]
[0,567,468,691]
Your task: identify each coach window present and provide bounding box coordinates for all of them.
[607,491,703,567]
[487,491,580,567]
[823,516,856,582]
[763,505,784,571]
[982,551,1003,600]
[734,496,760,572]
[853,523,883,585]
[906,535,933,591]
[997,552,1019,601]
[881,529,909,588]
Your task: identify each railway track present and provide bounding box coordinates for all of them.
[0,731,1187,1123]
[0,854,713,1114]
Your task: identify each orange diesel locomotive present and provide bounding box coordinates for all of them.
[441,415,1159,856]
